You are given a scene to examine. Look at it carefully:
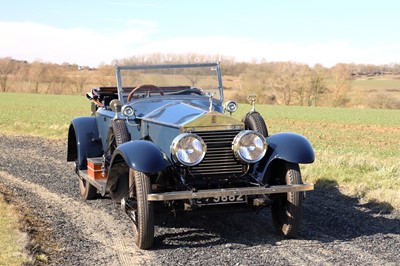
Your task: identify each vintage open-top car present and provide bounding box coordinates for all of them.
[67,62,314,249]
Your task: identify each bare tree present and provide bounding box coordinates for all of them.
[330,64,352,107]
[0,57,16,92]
[74,75,88,94]
[13,62,30,92]
[239,64,272,104]
[268,62,299,105]
[97,65,115,87]
[294,64,311,106]
[28,61,47,93]
[45,64,69,94]
[307,64,327,106]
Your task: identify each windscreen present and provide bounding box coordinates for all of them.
[119,65,222,100]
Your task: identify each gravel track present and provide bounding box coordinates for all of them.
[0,134,399,265]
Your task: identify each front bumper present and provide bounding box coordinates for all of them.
[147,183,314,201]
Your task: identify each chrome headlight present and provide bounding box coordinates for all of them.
[224,100,238,114]
[121,105,135,117]
[232,130,267,163]
[171,133,207,166]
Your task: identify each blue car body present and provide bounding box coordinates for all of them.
[67,62,315,249]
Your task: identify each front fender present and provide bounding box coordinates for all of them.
[257,132,314,178]
[67,116,102,170]
[267,132,314,164]
[106,140,171,201]
[112,140,171,173]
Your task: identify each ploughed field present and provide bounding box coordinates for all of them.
[0,93,399,264]
[0,134,399,265]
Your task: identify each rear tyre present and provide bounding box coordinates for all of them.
[271,162,303,238]
[242,112,268,137]
[76,159,97,200]
[129,169,154,249]
[79,177,97,200]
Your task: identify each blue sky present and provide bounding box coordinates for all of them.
[1,0,400,67]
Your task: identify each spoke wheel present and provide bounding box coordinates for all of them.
[271,162,303,238]
[129,169,154,249]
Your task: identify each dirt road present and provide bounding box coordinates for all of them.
[0,134,399,265]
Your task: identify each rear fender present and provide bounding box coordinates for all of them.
[106,140,171,200]
[257,132,314,179]
[67,116,103,170]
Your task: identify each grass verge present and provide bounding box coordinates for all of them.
[0,194,31,265]
[0,183,59,265]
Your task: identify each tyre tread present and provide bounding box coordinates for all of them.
[243,112,268,137]
[132,170,154,249]
[271,162,303,238]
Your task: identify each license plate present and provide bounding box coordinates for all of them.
[196,195,247,206]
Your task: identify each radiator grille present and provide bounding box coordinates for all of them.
[189,130,246,178]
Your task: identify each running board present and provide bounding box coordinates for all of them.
[147,183,314,201]
[78,170,107,195]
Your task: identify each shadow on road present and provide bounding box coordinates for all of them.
[301,179,399,242]
[153,179,400,249]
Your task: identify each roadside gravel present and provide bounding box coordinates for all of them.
[0,134,399,265]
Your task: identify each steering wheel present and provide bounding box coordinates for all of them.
[127,84,164,101]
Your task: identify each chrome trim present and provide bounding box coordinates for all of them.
[189,129,245,178]
[224,100,238,114]
[121,105,135,117]
[182,112,244,132]
[147,183,314,201]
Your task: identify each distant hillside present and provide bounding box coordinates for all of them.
[1,54,399,109]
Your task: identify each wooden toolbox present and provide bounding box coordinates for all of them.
[87,157,106,179]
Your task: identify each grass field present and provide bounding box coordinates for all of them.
[352,78,400,92]
[0,93,88,138]
[0,92,399,210]
[349,78,400,107]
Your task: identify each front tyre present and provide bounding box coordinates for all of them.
[271,162,303,238]
[107,119,130,155]
[129,169,154,249]
[242,112,268,137]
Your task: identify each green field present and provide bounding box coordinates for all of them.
[0,93,88,138]
[352,78,400,92]
[0,92,399,210]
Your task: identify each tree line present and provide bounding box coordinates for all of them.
[1,54,399,108]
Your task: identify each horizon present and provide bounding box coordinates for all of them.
[1,0,400,67]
